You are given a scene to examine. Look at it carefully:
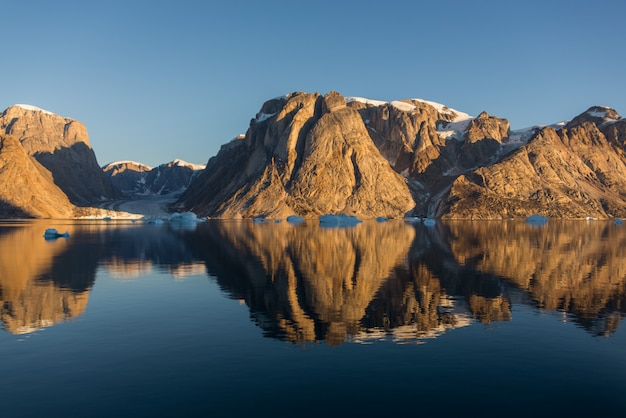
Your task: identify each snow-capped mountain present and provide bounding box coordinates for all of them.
[103,159,205,196]
[178,91,626,220]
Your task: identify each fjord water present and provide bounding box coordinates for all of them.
[0,219,624,417]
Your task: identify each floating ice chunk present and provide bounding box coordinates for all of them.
[526,215,548,226]
[253,217,266,223]
[169,212,204,223]
[43,228,70,239]
[144,218,165,225]
[287,215,305,225]
[319,214,362,228]
[614,218,624,225]
[423,218,436,227]
[376,216,389,223]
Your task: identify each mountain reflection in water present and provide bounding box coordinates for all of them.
[0,219,624,342]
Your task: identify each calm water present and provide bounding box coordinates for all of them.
[0,219,624,417]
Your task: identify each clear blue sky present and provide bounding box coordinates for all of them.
[2,0,625,167]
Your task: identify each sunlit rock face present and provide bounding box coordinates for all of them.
[0,104,120,205]
[442,108,626,219]
[0,134,76,218]
[178,92,415,219]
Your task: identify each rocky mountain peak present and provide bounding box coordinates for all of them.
[465,111,509,143]
[178,91,415,218]
[566,106,622,129]
[0,104,120,205]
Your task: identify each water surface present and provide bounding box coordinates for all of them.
[1,219,624,417]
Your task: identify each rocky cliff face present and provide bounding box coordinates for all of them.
[181,92,626,219]
[179,92,415,218]
[103,159,204,196]
[441,107,626,219]
[0,104,120,204]
[0,134,76,218]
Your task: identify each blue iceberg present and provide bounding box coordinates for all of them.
[286,215,305,225]
[43,228,70,240]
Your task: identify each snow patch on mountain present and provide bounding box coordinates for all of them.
[14,104,54,115]
[171,159,206,171]
[410,98,473,123]
[346,96,474,141]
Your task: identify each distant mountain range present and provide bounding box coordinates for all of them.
[1,94,625,219]
[102,159,205,197]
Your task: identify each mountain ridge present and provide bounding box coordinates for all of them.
[2,96,625,220]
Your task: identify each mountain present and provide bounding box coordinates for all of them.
[0,104,120,204]
[180,92,625,219]
[178,91,415,219]
[103,159,205,196]
[0,133,76,218]
[442,106,626,218]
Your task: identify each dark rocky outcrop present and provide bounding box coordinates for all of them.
[103,159,204,196]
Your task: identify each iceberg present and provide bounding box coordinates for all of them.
[319,214,362,228]
[43,228,70,239]
[169,212,204,223]
[376,216,390,223]
[253,217,266,223]
[286,215,305,225]
[614,218,624,225]
[423,218,436,227]
[526,215,548,226]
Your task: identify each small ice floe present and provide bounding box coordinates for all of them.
[253,217,266,223]
[376,216,390,223]
[614,218,624,225]
[169,212,204,223]
[423,218,436,227]
[585,216,597,221]
[43,228,70,240]
[286,215,305,225]
[319,214,362,228]
[526,214,548,226]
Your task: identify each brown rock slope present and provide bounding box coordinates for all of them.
[346,97,511,216]
[179,92,414,218]
[0,134,76,218]
[442,107,626,219]
[0,104,120,205]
